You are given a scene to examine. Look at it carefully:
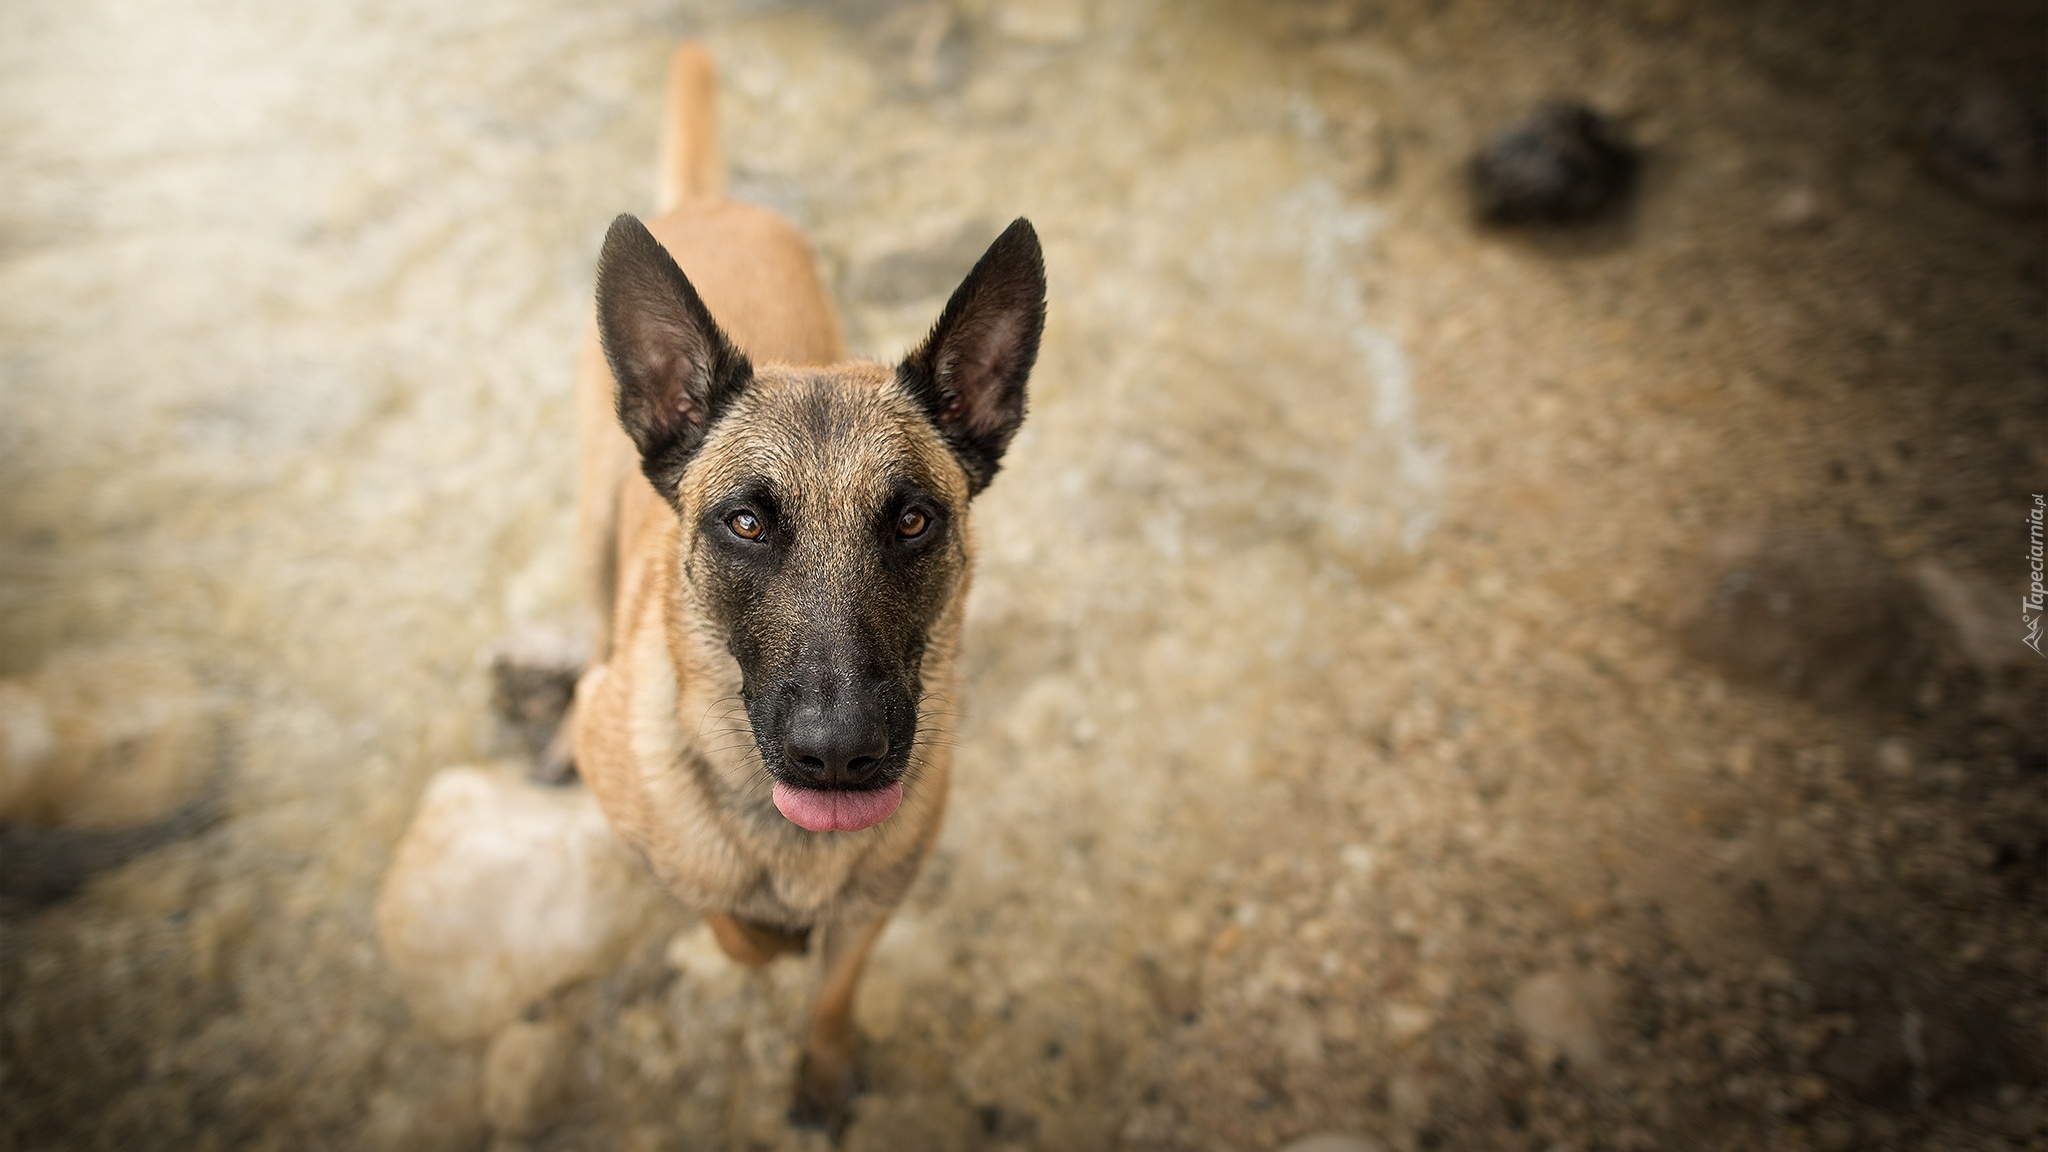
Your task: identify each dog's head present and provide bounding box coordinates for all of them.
[595,215,1044,832]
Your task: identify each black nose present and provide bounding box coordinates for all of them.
[784,701,890,787]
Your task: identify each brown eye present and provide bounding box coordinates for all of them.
[896,508,929,539]
[728,511,763,540]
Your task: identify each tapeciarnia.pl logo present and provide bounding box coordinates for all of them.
[2026,494,2045,657]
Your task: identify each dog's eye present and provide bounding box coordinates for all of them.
[727,511,764,541]
[895,508,929,539]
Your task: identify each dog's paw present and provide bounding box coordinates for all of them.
[787,1050,864,1141]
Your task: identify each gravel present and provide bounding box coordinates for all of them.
[1,0,2042,1149]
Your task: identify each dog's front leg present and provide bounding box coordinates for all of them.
[703,912,809,966]
[788,910,888,1138]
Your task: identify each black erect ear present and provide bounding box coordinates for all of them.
[595,214,753,495]
[897,218,1046,495]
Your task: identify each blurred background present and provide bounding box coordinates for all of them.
[1,0,2043,1149]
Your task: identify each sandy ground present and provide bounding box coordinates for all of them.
[2,0,2044,1149]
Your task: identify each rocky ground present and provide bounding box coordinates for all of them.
[2,0,2044,1150]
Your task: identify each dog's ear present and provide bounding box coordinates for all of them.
[595,214,754,495]
[898,218,1046,495]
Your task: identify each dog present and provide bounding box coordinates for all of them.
[561,44,1044,1134]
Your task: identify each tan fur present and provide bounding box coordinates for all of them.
[572,367,966,930]
[571,199,848,663]
[656,43,722,209]
[566,43,969,1128]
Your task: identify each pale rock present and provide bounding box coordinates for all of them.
[997,0,1087,44]
[1511,967,1615,1070]
[0,683,55,790]
[1875,738,1914,778]
[1766,186,1824,232]
[376,764,662,1041]
[0,648,222,828]
[1279,1136,1387,1152]
[1383,1002,1434,1044]
[483,1019,571,1137]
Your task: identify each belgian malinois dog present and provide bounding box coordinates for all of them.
[563,44,1044,1133]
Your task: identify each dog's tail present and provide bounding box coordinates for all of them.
[656,43,724,211]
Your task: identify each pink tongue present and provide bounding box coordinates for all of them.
[772,781,904,832]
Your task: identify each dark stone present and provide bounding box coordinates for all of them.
[1801,924,1906,1104]
[1817,1016,1913,1103]
[1799,915,2014,1107]
[974,1103,1036,1141]
[1674,531,1922,708]
[844,220,1004,306]
[488,627,586,766]
[1920,83,2047,209]
[0,795,225,908]
[1468,101,1639,224]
